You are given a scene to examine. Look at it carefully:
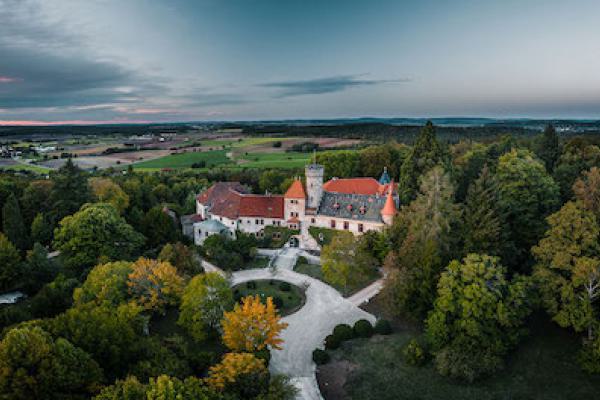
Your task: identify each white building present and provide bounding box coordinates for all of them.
[187,163,398,246]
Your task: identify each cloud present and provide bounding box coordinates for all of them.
[258,74,410,97]
[0,0,165,111]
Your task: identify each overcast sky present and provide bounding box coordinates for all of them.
[1,0,599,124]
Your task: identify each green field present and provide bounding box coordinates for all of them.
[0,163,51,173]
[236,152,310,169]
[322,316,600,400]
[133,150,232,170]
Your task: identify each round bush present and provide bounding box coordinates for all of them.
[403,338,427,366]
[325,334,340,350]
[297,256,308,264]
[353,319,374,338]
[279,282,291,292]
[333,324,354,342]
[312,349,330,365]
[374,319,392,335]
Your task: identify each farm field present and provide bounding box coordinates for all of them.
[133,149,232,170]
[235,152,311,169]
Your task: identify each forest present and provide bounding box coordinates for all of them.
[1,121,600,398]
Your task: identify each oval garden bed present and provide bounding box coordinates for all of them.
[232,279,306,316]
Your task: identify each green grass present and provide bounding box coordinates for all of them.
[0,163,51,173]
[232,280,305,316]
[236,152,310,169]
[243,256,270,269]
[326,315,600,400]
[133,150,232,169]
[294,261,324,281]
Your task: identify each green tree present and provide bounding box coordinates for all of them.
[29,274,80,319]
[20,180,54,226]
[74,261,133,307]
[462,165,503,257]
[2,193,29,250]
[49,158,91,222]
[93,376,146,400]
[535,124,561,173]
[532,201,600,341]
[178,272,234,342]
[31,212,54,246]
[425,254,532,382]
[0,326,103,400]
[158,242,202,277]
[0,233,21,290]
[50,302,144,379]
[141,206,179,250]
[553,139,600,201]
[496,149,560,271]
[21,243,57,294]
[573,167,600,220]
[259,170,288,194]
[321,232,378,293]
[53,203,144,276]
[89,177,130,214]
[382,166,460,319]
[398,121,448,203]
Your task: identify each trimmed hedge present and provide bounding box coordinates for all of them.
[402,338,427,366]
[333,324,354,342]
[325,334,340,350]
[313,349,330,365]
[353,319,374,338]
[374,319,393,335]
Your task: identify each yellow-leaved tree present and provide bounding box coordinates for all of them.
[221,295,288,352]
[89,177,130,214]
[127,257,184,312]
[205,352,267,391]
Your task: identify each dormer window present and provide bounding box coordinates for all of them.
[347,204,353,211]
[359,205,367,214]
[333,202,340,209]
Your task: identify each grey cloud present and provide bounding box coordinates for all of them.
[259,75,410,97]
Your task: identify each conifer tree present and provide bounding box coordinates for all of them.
[49,158,91,222]
[536,124,561,173]
[398,121,447,203]
[463,165,503,257]
[2,193,29,250]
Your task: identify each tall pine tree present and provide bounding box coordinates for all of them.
[2,193,29,250]
[49,158,91,222]
[462,165,503,257]
[536,124,560,173]
[398,121,447,203]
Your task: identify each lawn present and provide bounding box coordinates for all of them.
[319,315,600,400]
[236,152,310,169]
[0,162,51,173]
[232,279,305,316]
[294,260,324,281]
[132,149,232,169]
[243,256,270,269]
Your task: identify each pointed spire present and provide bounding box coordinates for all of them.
[381,180,397,217]
[379,166,391,185]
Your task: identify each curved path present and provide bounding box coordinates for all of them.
[232,265,377,399]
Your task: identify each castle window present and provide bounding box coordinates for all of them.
[330,220,336,228]
[344,221,349,230]
[358,223,364,233]
[311,218,315,223]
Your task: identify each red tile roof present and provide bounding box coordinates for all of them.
[284,180,306,199]
[198,183,284,219]
[323,178,396,196]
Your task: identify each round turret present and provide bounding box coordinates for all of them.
[305,163,324,209]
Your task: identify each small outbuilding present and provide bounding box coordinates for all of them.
[193,218,232,245]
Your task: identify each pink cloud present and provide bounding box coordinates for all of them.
[0,76,18,83]
[0,119,154,126]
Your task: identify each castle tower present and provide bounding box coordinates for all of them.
[305,163,324,209]
[381,180,397,225]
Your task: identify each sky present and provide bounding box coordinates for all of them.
[0,0,599,124]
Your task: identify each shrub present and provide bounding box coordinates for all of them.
[403,338,427,366]
[434,338,502,382]
[333,324,354,342]
[325,334,340,350]
[374,319,392,335]
[246,281,257,289]
[297,256,308,264]
[578,336,600,373]
[255,348,271,366]
[353,319,374,338]
[313,349,330,365]
[273,297,284,310]
[279,282,291,292]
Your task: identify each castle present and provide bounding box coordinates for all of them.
[188,163,398,248]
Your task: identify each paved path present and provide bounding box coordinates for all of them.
[200,250,383,399]
[232,267,376,400]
